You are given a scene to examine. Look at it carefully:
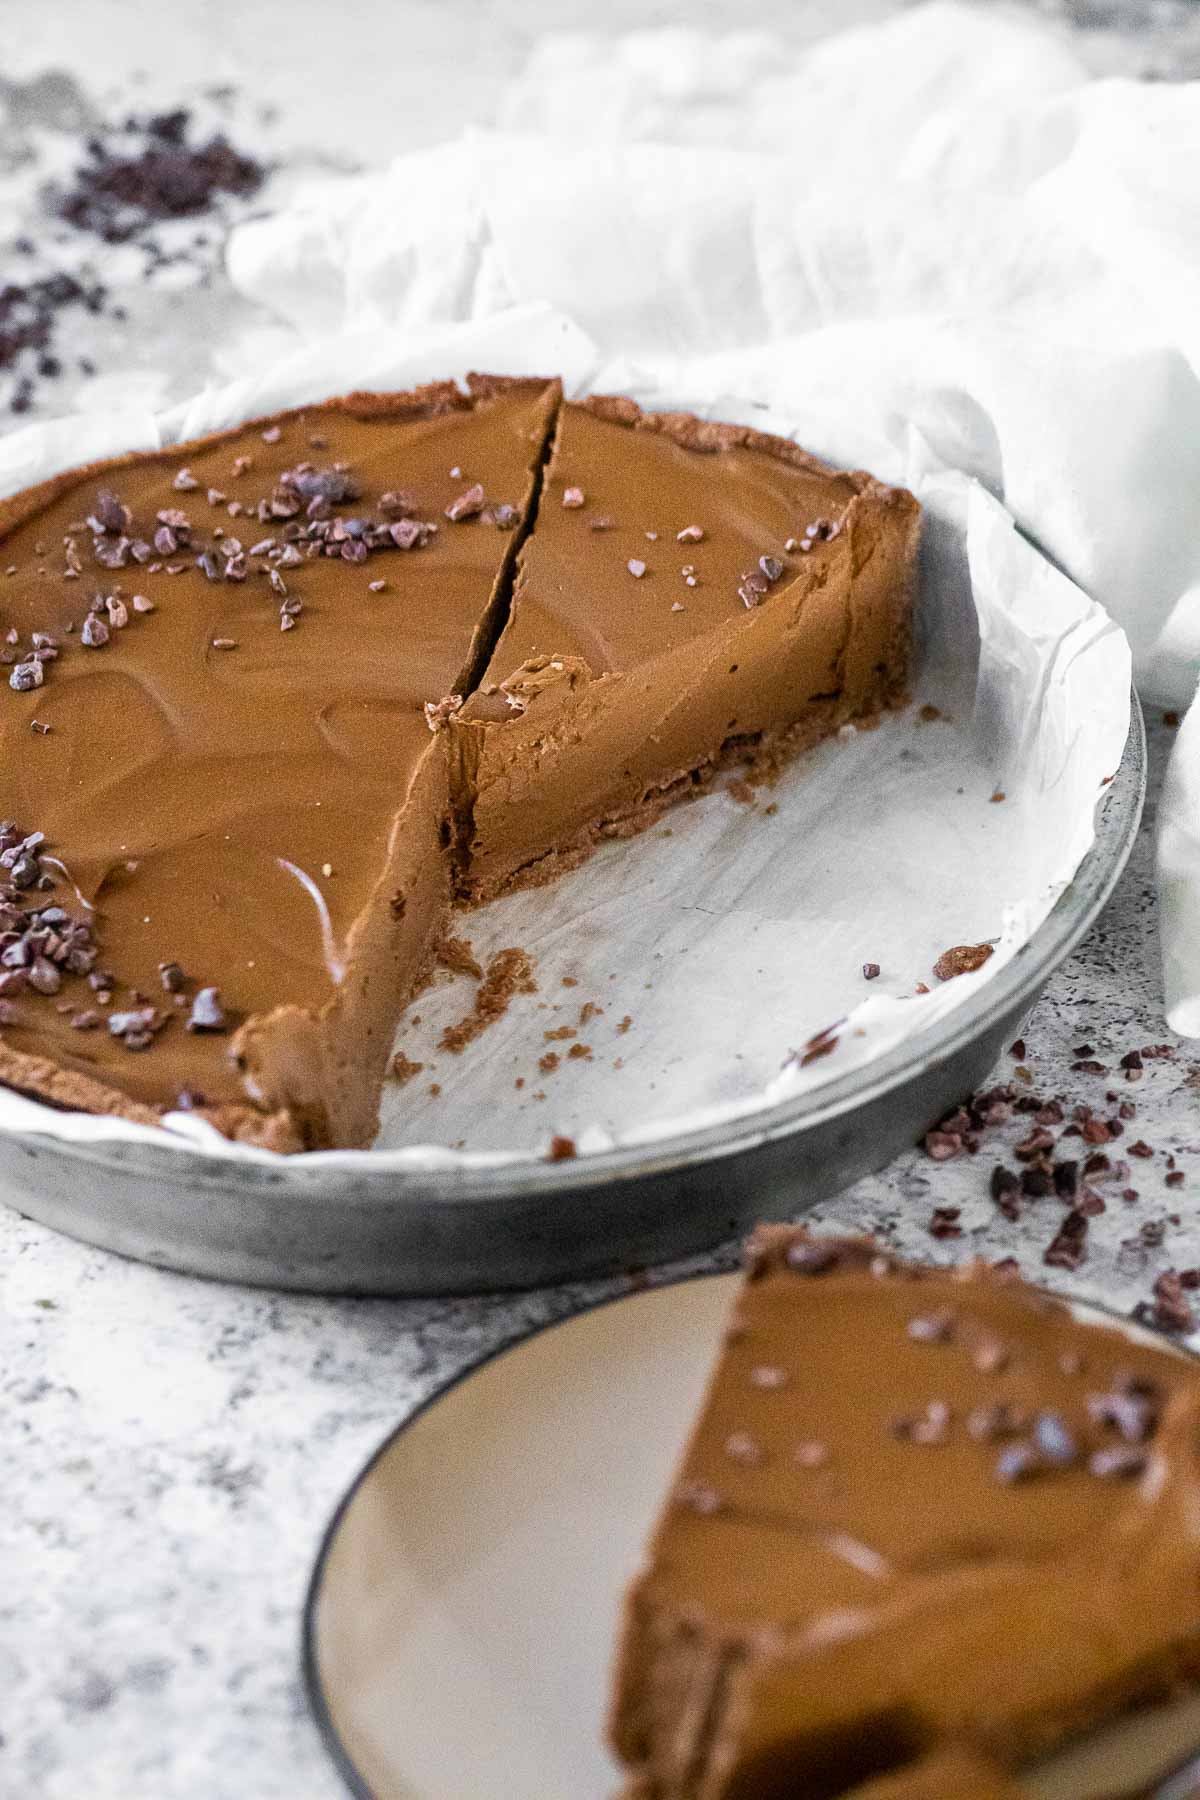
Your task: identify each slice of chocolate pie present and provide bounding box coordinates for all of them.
[456,397,917,901]
[610,1229,1200,1800]
[0,384,917,1149]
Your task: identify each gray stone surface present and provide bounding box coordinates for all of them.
[1,5,1198,1797]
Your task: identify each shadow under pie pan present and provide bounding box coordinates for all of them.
[304,1269,1200,1800]
[0,697,1145,1296]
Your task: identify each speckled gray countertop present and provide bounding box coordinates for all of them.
[3,4,1200,1797]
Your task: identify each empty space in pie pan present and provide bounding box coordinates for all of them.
[0,364,1143,1293]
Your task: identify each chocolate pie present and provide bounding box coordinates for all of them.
[0,382,916,1149]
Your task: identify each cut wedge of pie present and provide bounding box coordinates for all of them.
[610,1228,1200,1800]
[456,396,916,901]
[0,382,917,1150]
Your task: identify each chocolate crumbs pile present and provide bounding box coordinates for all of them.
[3,105,268,415]
[437,948,537,1054]
[48,110,265,245]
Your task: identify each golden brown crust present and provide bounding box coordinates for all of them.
[578,390,865,485]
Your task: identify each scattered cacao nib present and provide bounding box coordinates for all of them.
[388,519,433,551]
[1044,1209,1088,1271]
[108,1004,164,1050]
[1021,1167,1053,1199]
[923,1129,961,1162]
[928,1206,962,1239]
[932,943,994,982]
[862,962,881,981]
[1032,1410,1078,1466]
[1087,1389,1158,1444]
[90,489,131,534]
[893,1400,951,1446]
[1008,1038,1026,1060]
[972,1337,1010,1374]
[547,1134,576,1162]
[186,986,226,1032]
[990,1165,1021,1218]
[1072,1059,1107,1075]
[373,492,410,522]
[1088,1446,1148,1480]
[1166,1170,1186,1189]
[1143,1269,1196,1334]
[1053,1160,1079,1199]
[1128,1140,1155,1159]
[158,961,185,993]
[9,659,43,692]
[906,1310,955,1345]
[445,483,486,522]
[967,1401,1026,1442]
[994,1442,1041,1484]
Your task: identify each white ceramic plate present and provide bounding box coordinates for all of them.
[304,1275,1200,1800]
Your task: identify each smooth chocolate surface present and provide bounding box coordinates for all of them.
[610,1229,1200,1800]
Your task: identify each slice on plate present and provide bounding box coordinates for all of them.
[0,376,559,1148]
[0,384,918,1150]
[610,1227,1200,1800]
[455,396,918,901]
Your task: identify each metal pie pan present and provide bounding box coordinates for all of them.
[0,696,1146,1295]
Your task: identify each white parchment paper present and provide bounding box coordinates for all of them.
[0,303,1130,1166]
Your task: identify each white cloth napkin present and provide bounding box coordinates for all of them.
[220,2,1200,1037]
